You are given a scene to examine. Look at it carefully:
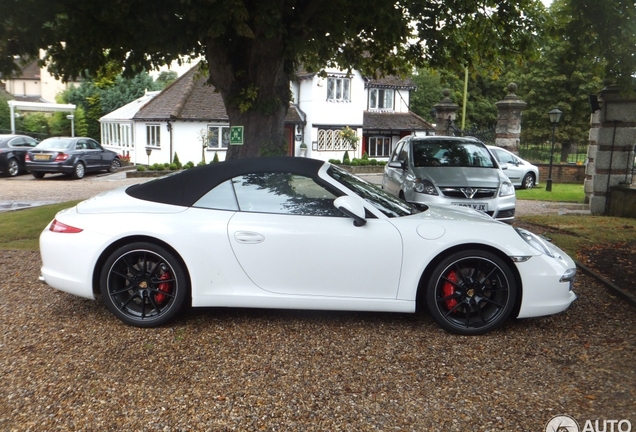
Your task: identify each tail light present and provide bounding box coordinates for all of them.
[25,153,31,161]
[54,152,69,162]
[49,219,83,233]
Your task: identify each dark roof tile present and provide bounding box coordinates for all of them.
[363,111,433,131]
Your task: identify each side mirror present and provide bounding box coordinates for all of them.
[388,160,407,170]
[334,196,367,227]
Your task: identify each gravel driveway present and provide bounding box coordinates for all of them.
[2,171,632,431]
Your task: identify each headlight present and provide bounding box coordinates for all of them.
[499,181,515,197]
[514,227,554,257]
[414,178,438,195]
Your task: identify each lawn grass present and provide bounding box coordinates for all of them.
[516,214,636,258]
[516,183,585,202]
[0,201,81,250]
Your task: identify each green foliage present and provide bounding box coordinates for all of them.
[328,159,341,165]
[0,93,12,131]
[197,160,206,167]
[342,151,351,165]
[350,159,360,166]
[169,163,178,170]
[212,152,219,163]
[184,161,195,169]
[516,183,585,203]
[361,151,369,160]
[136,165,146,171]
[155,71,178,88]
[369,159,378,166]
[21,113,49,136]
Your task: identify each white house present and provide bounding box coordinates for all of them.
[99,63,432,165]
[2,57,81,103]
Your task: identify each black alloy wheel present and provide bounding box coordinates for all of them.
[108,158,121,172]
[100,242,188,327]
[426,250,517,335]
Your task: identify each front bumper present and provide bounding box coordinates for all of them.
[404,190,516,220]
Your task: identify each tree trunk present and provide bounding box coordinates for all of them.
[204,31,291,159]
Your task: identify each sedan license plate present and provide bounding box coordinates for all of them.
[452,202,488,212]
[34,154,50,161]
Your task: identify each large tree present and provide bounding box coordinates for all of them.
[0,0,542,158]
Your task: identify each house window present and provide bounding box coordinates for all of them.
[369,88,394,110]
[327,77,351,102]
[121,124,132,147]
[317,128,356,151]
[207,125,230,149]
[146,124,161,147]
[367,137,392,157]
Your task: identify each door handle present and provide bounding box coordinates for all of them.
[234,231,265,244]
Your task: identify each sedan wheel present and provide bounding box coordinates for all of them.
[426,250,517,335]
[72,162,85,179]
[100,242,188,327]
[522,173,535,189]
[6,158,19,177]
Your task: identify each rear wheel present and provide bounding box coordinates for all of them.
[107,158,121,172]
[5,158,19,177]
[426,249,517,335]
[72,161,85,179]
[521,173,535,189]
[100,242,188,327]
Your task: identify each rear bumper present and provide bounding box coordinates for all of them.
[26,161,74,174]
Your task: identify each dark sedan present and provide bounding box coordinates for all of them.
[26,137,121,179]
[0,134,39,177]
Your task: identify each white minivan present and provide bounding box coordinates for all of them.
[382,136,516,220]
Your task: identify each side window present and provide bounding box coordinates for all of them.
[390,141,405,163]
[232,172,342,216]
[76,140,87,150]
[193,179,239,211]
[86,139,100,150]
[25,138,38,148]
[398,141,409,163]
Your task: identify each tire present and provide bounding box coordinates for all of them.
[521,173,535,189]
[426,249,517,335]
[5,158,19,177]
[32,172,45,179]
[72,161,85,179]
[107,158,121,172]
[100,242,188,327]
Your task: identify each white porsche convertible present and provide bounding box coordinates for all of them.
[39,157,577,335]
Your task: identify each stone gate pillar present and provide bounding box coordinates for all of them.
[495,83,526,153]
[585,83,636,214]
[433,89,458,136]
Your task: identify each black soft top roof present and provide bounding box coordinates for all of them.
[126,156,327,207]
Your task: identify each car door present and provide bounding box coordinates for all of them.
[226,172,403,298]
[382,139,407,196]
[492,148,521,184]
[82,139,104,170]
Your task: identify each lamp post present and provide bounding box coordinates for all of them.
[66,114,75,137]
[546,108,563,192]
[145,147,153,167]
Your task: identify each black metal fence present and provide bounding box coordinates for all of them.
[518,142,588,164]
[450,124,497,145]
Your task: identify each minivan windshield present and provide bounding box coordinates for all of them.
[412,140,496,168]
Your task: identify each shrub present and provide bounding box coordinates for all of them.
[328,158,341,164]
[172,152,183,169]
[351,159,360,166]
[164,162,170,168]
[370,159,378,166]
[342,151,351,165]
[155,164,165,171]
[169,163,178,170]
[136,165,146,172]
[197,160,206,167]
[184,161,195,169]
[359,159,369,166]
[361,151,369,160]
[212,152,219,163]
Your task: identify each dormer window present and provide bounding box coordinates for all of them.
[327,77,351,102]
[369,88,394,110]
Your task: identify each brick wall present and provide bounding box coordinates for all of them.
[537,163,586,184]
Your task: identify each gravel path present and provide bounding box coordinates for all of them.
[0,250,634,431]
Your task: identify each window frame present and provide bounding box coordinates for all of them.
[368,88,395,110]
[327,77,351,102]
[207,125,231,150]
[146,124,161,148]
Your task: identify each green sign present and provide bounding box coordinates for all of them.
[230,126,244,145]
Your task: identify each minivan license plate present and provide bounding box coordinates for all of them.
[452,202,488,212]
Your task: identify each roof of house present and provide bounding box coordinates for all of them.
[100,91,161,122]
[366,76,416,90]
[14,60,41,80]
[134,64,304,124]
[363,111,433,132]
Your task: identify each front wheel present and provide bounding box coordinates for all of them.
[5,158,19,177]
[100,242,189,327]
[107,158,121,172]
[426,249,517,335]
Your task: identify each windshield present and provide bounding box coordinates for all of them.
[327,165,420,217]
[412,139,496,168]
[37,138,73,150]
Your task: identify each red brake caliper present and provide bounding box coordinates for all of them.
[155,271,172,303]
[443,271,458,311]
